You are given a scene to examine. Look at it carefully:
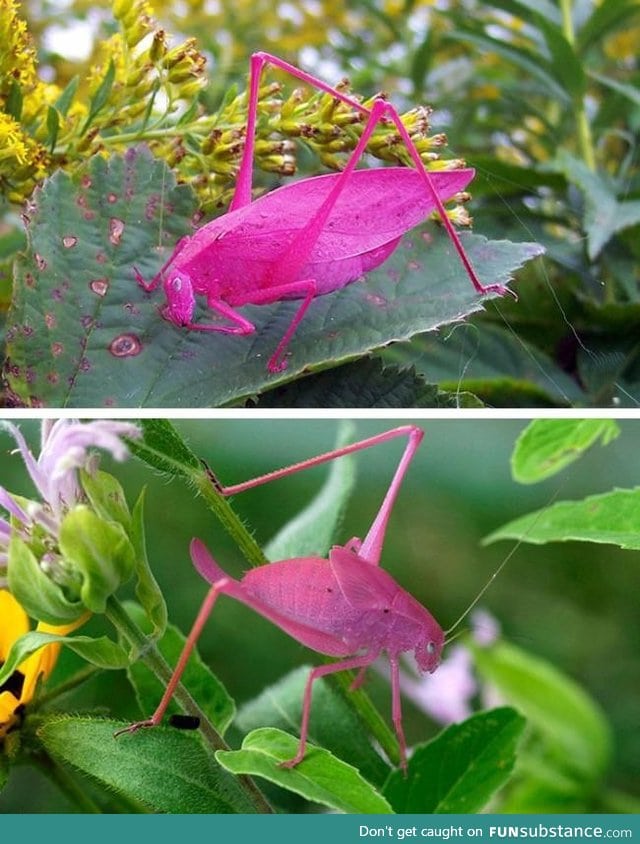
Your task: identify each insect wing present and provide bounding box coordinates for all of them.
[183,168,475,267]
[328,546,401,610]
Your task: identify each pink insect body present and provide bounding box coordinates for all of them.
[119,425,445,771]
[137,52,511,373]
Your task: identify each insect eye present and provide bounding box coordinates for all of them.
[426,642,435,655]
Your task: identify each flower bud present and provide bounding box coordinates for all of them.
[58,506,136,614]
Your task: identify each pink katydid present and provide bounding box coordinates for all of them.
[118,425,502,771]
[136,52,514,373]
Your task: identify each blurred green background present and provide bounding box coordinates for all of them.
[0,417,639,811]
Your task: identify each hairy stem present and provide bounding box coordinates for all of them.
[193,467,268,568]
[330,669,401,768]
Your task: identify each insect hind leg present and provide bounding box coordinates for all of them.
[246,52,514,299]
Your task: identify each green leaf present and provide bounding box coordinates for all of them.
[237,666,390,787]
[384,707,525,813]
[256,357,483,407]
[38,716,256,813]
[0,754,8,792]
[45,106,60,153]
[534,12,586,100]
[8,535,86,625]
[5,81,23,120]
[216,727,392,814]
[130,490,167,641]
[264,422,356,561]
[54,75,80,117]
[484,487,640,551]
[485,0,560,27]
[471,641,612,782]
[447,26,571,105]
[511,419,620,483]
[554,150,640,260]
[82,59,115,132]
[577,0,640,53]
[125,602,234,736]
[58,506,136,613]
[469,154,567,199]
[588,71,640,108]
[4,147,543,408]
[384,322,582,408]
[129,418,202,478]
[0,631,128,687]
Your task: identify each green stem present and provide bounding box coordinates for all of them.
[193,469,268,568]
[34,665,100,709]
[331,669,401,768]
[105,595,273,814]
[34,751,103,813]
[559,0,596,170]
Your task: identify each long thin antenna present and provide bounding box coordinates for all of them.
[444,484,564,640]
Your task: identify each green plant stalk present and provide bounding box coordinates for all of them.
[559,0,596,171]
[330,668,401,768]
[193,468,268,568]
[105,595,273,814]
[35,664,100,709]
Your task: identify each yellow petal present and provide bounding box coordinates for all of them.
[0,590,29,658]
[21,611,91,701]
[0,690,20,724]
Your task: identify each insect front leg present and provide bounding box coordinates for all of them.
[389,656,408,773]
[163,272,256,336]
[135,236,190,292]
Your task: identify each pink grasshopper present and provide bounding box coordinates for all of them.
[119,425,456,771]
[136,52,512,373]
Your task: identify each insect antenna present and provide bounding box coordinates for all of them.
[444,484,564,641]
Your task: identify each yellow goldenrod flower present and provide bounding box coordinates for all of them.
[0,590,86,739]
[0,0,38,92]
[0,112,29,165]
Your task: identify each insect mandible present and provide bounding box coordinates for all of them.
[118,425,498,771]
[136,53,513,373]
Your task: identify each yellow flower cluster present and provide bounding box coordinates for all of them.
[0,0,36,90]
[0,0,471,221]
[0,0,50,200]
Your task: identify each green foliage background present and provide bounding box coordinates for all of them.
[0,418,638,812]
